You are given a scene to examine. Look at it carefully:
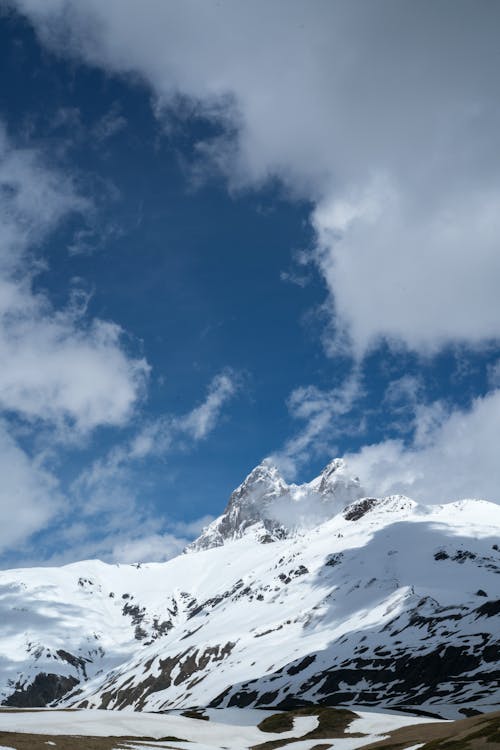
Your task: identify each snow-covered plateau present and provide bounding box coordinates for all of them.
[0,459,498,721]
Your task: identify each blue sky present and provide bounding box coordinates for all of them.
[1,1,500,566]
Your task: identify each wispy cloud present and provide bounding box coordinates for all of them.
[76,370,239,491]
[269,370,364,478]
[175,371,238,441]
[51,371,240,564]
[487,359,500,389]
[50,513,216,566]
[91,103,127,143]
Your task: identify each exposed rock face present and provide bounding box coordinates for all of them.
[188,458,364,551]
[3,673,79,708]
[188,461,289,551]
[0,459,498,719]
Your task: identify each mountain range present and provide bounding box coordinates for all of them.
[0,459,498,719]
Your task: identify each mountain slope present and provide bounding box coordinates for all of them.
[0,461,498,718]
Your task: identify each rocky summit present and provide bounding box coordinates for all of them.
[0,459,499,719]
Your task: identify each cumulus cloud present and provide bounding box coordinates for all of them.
[0,311,149,433]
[313,178,500,355]
[10,0,500,354]
[271,374,500,505]
[345,390,500,505]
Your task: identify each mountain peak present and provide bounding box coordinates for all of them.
[238,459,285,493]
[188,457,365,552]
[187,460,288,552]
[312,457,363,502]
[320,457,347,477]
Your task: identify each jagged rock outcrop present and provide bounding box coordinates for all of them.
[188,458,364,551]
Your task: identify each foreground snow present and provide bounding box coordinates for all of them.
[0,706,441,749]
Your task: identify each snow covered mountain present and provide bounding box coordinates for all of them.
[0,459,499,719]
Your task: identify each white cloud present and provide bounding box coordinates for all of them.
[0,421,62,554]
[383,375,423,408]
[0,311,149,433]
[313,178,500,355]
[76,370,239,493]
[272,370,500,506]
[124,370,239,460]
[10,0,500,354]
[0,124,151,557]
[345,389,500,505]
[53,372,239,564]
[0,123,86,266]
[176,371,238,440]
[270,371,364,478]
[37,511,216,566]
[0,125,149,434]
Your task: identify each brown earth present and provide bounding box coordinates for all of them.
[347,709,500,750]
[252,708,500,750]
[0,733,185,749]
